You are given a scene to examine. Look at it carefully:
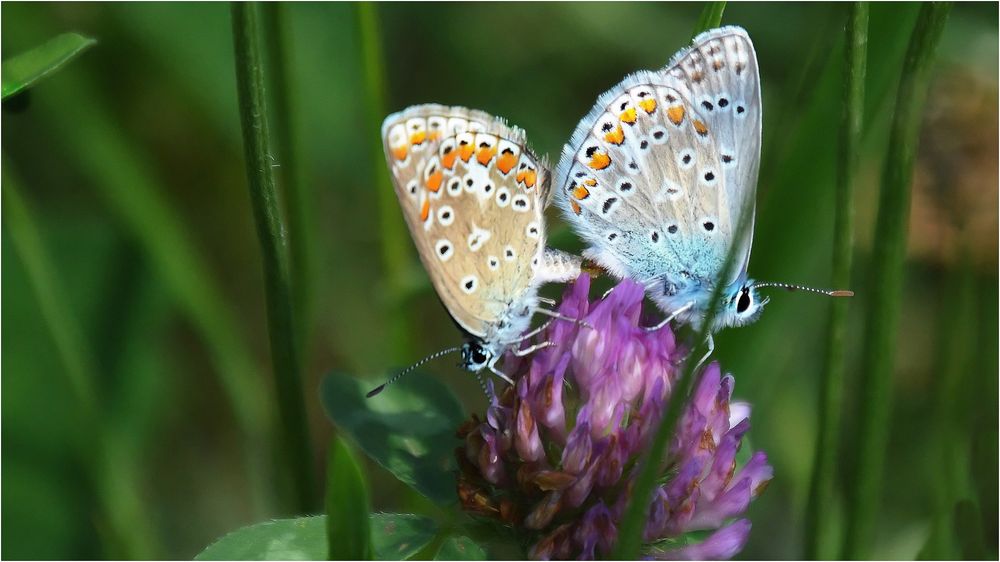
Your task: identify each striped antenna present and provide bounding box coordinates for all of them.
[366,346,462,398]
[750,281,854,298]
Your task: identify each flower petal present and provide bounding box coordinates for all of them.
[654,519,751,560]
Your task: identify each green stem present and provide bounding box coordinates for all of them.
[804,3,867,558]
[692,1,727,37]
[2,164,159,559]
[843,3,951,558]
[232,1,315,513]
[612,13,749,557]
[262,3,316,349]
[357,1,413,363]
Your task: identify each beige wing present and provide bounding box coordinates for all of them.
[383,104,548,339]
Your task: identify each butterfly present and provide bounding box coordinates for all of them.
[553,26,852,355]
[368,105,584,397]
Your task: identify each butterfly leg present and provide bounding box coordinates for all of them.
[691,334,715,373]
[644,301,695,332]
[513,340,556,357]
[487,364,515,386]
[537,296,557,306]
[533,307,593,329]
[501,318,554,345]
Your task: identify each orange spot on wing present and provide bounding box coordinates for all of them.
[583,178,597,187]
[570,200,581,215]
[619,107,637,125]
[441,148,458,169]
[522,169,537,188]
[425,170,443,192]
[638,98,657,114]
[428,130,441,141]
[410,131,426,145]
[496,150,517,174]
[420,199,430,221]
[605,125,625,145]
[667,105,685,126]
[571,184,590,200]
[476,146,497,166]
[459,142,475,163]
[392,146,408,161]
[588,152,611,170]
[693,119,709,136]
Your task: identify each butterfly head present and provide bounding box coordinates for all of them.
[715,280,769,330]
[460,341,494,372]
[712,280,855,331]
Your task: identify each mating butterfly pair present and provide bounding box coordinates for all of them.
[367,27,850,397]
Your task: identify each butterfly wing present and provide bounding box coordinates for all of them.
[383,105,549,339]
[554,26,761,294]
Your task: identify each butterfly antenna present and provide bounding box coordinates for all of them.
[366,346,462,398]
[750,281,854,298]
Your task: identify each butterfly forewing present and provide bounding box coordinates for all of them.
[554,26,761,291]
[383,104,549,339]
[662,27,762,280]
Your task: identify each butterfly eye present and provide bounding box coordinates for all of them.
[737,289,752,313]
[471,346,489,365]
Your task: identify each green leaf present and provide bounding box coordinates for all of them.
[370,513,439,560]
[196,514,437,561]
[196,516,327,561]
[326,436,372,560]
[1,32,96,100]
[320,371,466,506]
[434,535,487,560]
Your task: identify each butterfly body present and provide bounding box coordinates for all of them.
[554,26,766,332]
[382,104,581,376]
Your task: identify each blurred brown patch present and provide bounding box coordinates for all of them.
[912,64,999,270]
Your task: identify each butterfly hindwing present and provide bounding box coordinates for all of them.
[383,105,549,339]
[554,26,761,295]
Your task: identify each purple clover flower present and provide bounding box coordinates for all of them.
[456,276,773,560]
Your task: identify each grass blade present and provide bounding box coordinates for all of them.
[922,250,977,558]
[2,164,159,558]
[231,1,315,513]
[26,58,275,516]
[843,3,952,558]
[357,1,414,363]
[325,436,373,560]
[1,32,96,99]
[692,1,727,38]
[803,3,868,558]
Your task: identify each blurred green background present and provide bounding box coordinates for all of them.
[2,2,996,559]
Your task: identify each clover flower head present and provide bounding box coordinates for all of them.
[456,276,772,560]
